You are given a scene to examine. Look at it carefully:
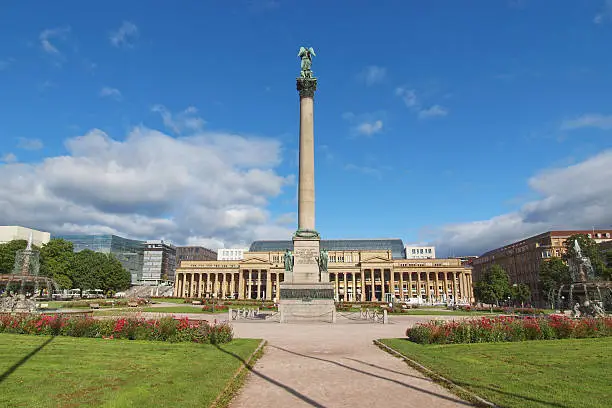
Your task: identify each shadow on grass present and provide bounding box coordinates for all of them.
[214,344,327,408]
[391,339,571,408]
[0,336,55,384]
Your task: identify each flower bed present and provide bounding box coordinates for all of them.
[406,315,612,344]
[0,314,233,344]
[459,305,547,315]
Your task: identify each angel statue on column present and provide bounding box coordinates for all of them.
[298,46,316,78]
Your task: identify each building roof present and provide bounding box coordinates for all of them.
[249,238,406,258]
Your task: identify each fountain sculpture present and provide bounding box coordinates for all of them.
[553,239,611,317]
[0,234,59,313]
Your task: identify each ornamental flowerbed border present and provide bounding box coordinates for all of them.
[406,315,612,344]
[0,314,233,344]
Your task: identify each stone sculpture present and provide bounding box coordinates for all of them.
[318,249,328,272]
[283,249,294,272]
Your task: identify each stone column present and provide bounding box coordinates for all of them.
[390,269,395,302]
[266,271,272,300]
[334,273,339,301]
[351,273,356,302]
[380,270,386,302]
[296,78,317,231]
[360,270,366,302]
[370,270,376,301]
[399,272,404,301]
[182,273,187,298]
[247,270,252,300]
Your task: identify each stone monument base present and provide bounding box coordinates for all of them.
[279,283,336,323]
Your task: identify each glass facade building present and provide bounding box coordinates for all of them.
[54,234,145,284]
[249,239,406,259]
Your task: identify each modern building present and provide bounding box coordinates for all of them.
[176,246,217,262]
[217,248,247,261]
[141,240,177,285]
[472,230,612,305]
[174,239,474,304]
[405,245,436,259]
[54,234,145,284]
[0,226,51,247]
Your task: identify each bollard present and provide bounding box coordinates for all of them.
[383,309,388,324]
[228,308,233,321]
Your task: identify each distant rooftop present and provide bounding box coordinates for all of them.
[249,238,406,259]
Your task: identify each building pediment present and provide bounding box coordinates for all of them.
[361,255,393,263]
[240,256,272,266]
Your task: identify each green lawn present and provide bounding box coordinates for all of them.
[140,306,225,314]
[388,310,498,316]
[0,333,261,408]
[380,337,612,408]
[152,298,187,304]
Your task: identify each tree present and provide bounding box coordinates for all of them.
[563,234,608,279]
[474,264,511,306]
[0,240,28,274]
[511,283,531,307]
[40,239,75,289]
[70,250,131,293]
[539,256,570,301]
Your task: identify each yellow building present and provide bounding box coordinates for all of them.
[174,239,474,303]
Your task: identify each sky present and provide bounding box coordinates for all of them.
[1,0,612,256]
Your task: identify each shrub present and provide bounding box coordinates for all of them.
[0,313,233,344]
[406,315,612,344]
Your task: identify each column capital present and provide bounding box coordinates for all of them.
[297,77,317,98]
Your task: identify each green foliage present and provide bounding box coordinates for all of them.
[510,283,531,305]
[539,256,570,299]
[0,239,28,274]
[1,238,131,292]
[563,233,608,278]
[40,238,74,289]
[474,264,510,305]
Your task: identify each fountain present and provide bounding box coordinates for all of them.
[553,239,611,317]
[0,233,60,313]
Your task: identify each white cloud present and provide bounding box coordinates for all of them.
[418,105,448,119]
[431,150,612,256]
[152,105,206,134]
[560,113,612,130]
[395,87,448,120]
[594,0,612,23]
[17,138,44,150]
[1,153,17,163]
[110,21,139,48]
[395,87,418,107]
[342,111,386,137]
[358,66,387,85]
[356,120,383,136]
[99,87,122,101]
[0,123,294,248]
[39,27,70,55]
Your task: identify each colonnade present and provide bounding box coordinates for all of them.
[329,270,473,303]
[174,270,284,300]
[174,268,473,303]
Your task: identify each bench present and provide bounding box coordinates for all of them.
[89,303,100,309]
[191,300,202,305]
[127,301,139,308]
[37,303,49,309]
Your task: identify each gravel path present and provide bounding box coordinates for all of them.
[229,315,472,408]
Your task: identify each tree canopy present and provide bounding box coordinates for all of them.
[510,283,531,306]
[563,233,609,279]
[474,264,511,305]
[539,256,570,299]
[1,238,131,293]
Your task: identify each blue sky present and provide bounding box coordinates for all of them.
[1,0,612,255]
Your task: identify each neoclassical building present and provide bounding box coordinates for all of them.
[174,239,474,303]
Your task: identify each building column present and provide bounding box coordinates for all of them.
[238,271,245,299]
[173,273,179,297]
[417,272,422,302]
[370,269,376,301]
[399,272,404,301]
[256,270,261,300]
[247,270,252,300]
[408,272,413,300]
[182,273,187,298]
[343,272,348,302]
[390,269,396,302]
[360,270,366,302]
[452,272,457,302]
[220,274,226,299]
[380,270,386,302]
[443,272,448,302]
[426,272,431,303]
[266,271,272,300]
[351,272,356,303]
[434,272,440,302]
[334,273,339,301]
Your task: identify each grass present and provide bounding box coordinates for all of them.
[0,333,261,408]
[380,337,612,408]
[92,306,230,317]
[152,298,187,304]
[387,310,498,316]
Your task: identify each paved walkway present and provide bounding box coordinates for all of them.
[230,315,472,408]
